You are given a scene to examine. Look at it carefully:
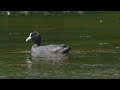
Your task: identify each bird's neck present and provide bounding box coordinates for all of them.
[32,38,41,46]
[32,44,39,48]
[34,43,40,46]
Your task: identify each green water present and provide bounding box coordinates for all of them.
[0,11,120,79]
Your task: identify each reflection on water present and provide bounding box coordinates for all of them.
[1,47,120,79]
[25,51,69,61]
[1,43,120,79]
[1,12,120,78]
[24,52,69,71]
[19,48,120,79]
[31,55,69,61]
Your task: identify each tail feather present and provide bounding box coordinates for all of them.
[60,44,67,47]
[52,44,71,54]
[63,47,71,54]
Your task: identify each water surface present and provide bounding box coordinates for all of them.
[0,12,120,79]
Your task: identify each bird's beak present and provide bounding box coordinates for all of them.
[26,36,32,42]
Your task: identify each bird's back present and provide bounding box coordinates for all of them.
[31,44,71,58]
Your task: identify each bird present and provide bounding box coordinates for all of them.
[26,31,71,58]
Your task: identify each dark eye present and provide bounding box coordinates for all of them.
[31,33,37,37]
[30,34,33,37]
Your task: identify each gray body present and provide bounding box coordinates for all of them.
[31,44,71,58]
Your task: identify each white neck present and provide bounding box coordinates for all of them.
[32,44,39,48]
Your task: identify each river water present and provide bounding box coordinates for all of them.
[0,12,120,79]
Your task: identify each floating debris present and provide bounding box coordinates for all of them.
[99,20,103,23]
[77,11,84,14]
[6,11,10,15]
[19,11,29,15]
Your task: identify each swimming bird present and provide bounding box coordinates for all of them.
[26,32,71,58]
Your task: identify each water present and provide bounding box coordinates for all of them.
[0,11,120,79]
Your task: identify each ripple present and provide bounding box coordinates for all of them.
[9,33,21,35]
[31,56,69,61]
[11,51,31,54]
[115,47,120,49]
[20,51,31,53]
[98,42,110,46]
[72,50,117,54]
[79,35,92,38]
[80,64,120,68]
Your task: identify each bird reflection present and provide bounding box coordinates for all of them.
[25,53,69,66]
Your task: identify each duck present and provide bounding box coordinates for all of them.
[26,31,71,58]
